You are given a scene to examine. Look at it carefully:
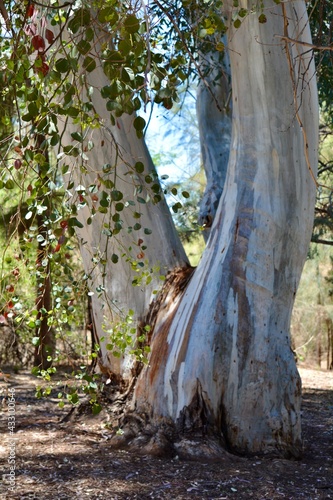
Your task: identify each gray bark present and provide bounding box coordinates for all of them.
[134,0,318,457]
[197,44,232,239]
[58,23,189,377]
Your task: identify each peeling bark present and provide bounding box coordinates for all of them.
[56,2,318,459]
[132,1,318,458]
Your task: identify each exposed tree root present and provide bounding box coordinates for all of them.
[106,382,238,461]
[108,411,241,461]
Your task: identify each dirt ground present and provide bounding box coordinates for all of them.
[0,366,332,500]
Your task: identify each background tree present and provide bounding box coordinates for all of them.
[309,0,333,245]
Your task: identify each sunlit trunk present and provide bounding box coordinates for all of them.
[197,45,232,239]
[59,24,188,378]
[133,1,318,457]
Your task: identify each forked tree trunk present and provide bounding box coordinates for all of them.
[132,1,318,458]
[58,1,318,457]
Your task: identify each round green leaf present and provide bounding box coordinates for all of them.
[133,116,146,132]
[124,14,140,34]
[83,56,96,72]
[111,190,123,201]
[77,40,91,55]
[111,254,119,264]
[56,58,70,73]
[5,179,15,189]
[135,162,144,173]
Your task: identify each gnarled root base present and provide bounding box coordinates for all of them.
[108,385,237,461]
[109,410,237,461]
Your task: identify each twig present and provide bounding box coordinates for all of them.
[311,238,333,246]
[276,35,333,52]
[0,0,10,31]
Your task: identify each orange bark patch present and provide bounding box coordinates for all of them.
[140,265,194,387]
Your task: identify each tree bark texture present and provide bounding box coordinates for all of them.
[133,1,318,458]
[34,136,55,369]
[197,44,232,239]
[59,24,188,378]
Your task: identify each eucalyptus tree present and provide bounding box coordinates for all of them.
[0,0,318,458]
[309,0,333,246]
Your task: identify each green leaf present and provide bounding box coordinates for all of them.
[51,134,60,146]
[77,39,91,55]
[63,145,80,156]
[172,202,182,213]
[70,393,79,405]
[98,8,119,25]
[83,56,96,72]
[102,163,113,174]
[111,254,119,264]
[92,403,102,415]
[69,217,84,228]
[68,8,90,33]
[56,58,70,73]
[122,67,135,82]
[135,161,144,174]
[133,116,146,132]
[124,14,140,34]
[28,102,39,117]
[111,190,123,201]
[233,19,241,29]
[115,202,124,212]
[100,198,109,208]
[32,337,40,346]
[22,113,32,122]
[86,27,94,42]
[5,179,15,189]
[104,50,123,64]
[31,366,40,376]
[71,131,83,142]
[103,179,114,189]
[118,39,132,56]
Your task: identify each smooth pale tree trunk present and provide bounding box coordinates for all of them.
[132,1,318,458]
[197,45,232,239]
[69,114,189,377]
[59,23,189,378]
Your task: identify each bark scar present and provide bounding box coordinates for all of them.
[234,218,240,243]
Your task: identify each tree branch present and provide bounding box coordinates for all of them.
[0,0,10,31]
[311,238,333,246]
[276,35,333,52]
